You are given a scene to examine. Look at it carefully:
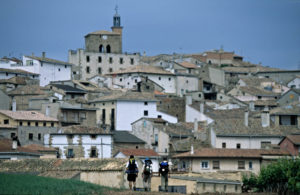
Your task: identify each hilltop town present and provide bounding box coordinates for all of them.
[0,8,300,194]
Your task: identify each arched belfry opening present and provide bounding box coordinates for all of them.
[106,45,111,53]
[99,45,104,53]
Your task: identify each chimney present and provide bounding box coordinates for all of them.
[12,99,16,112]
[244,110,249,127]
[200,102,204,114]
[185,95,192,105]
[261,107,270,127]
[42,52,46,58]
[46,106,50,117]
[190,145,194,155]
[249,101,255,111]
[194,118,198,132]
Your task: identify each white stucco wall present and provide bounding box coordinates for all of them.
[288,78,300,89]
[185,105,213,124]
[176,75,199,96]
[45,134,112,159]
[116,101,177,131]
[215,136,282,149]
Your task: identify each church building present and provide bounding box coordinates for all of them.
[69,7,140,80]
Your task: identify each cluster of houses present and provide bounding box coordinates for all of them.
[0,9,300,194]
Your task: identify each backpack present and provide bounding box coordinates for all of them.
[159,161,169,175]
[143,160,151,175]
[128,159,137,173]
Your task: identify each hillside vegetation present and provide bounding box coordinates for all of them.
[0,173,117,195]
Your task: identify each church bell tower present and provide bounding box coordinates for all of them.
[111,5,123,35]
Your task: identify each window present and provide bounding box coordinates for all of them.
[154,134,158,145]
[58,68,60,72]
[186,80,189,84]
[98,56,102,63]
[235,185,238,192]
[120,78,123,82]
[109,68,113,72]
[158,115,162,118]
[224,185,227,192]
[38,133,41,140]
[86,56,90,62]
[144,102,148,105]
[35,122,38,126]
[43,122,46,127]
[80,112,86,119]
[158,77,161,80]
[29,133,33,140]
[98,67,102,74]
[27,122,31,126]
[26,60,33,65]
[135,79,137,83]
[109,57,113,64]
[86,66,90,74]
[144,110,148,116]
[258,96,262,99]
[4,119,9,124]
[238,161,245,169]
[261,141,271,149]
[236,143,241,149]
[65,65,67,68]
[130,58,134,65]
[198,94,201,98]
[51,122,54,127]
[119,58,123,64]
[201,161,209,169]
[249,161,253,170]
[203,183,206,190]
[168,78,171,81]
[212,161,220,169]
[67,135,74,139]
[90,147,97,157]
[90,135,96,139]
[222,142,226,148]
[165,148,168,153]
[19,121,23,126]
[106,45,111,53]
[99,45,104,53]
[67,149,74,158]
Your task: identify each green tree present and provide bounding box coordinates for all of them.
[242,158,300,194]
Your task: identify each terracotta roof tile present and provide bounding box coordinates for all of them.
[0,110,58,122]
[174,148,290,158]
[0,138,41,154]
[22,144,57,152]
[8,85,45,95]
[286,134,300,145]
[118,148,159,157]
[60,125,110,134]
[177,61,197,69]
[107,65,174,75]
[25,56,73,66]
[0,68,39,75]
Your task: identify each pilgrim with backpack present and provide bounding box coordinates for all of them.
[142,157,153,191]
[126,155,139,191]
[159,157,170,192]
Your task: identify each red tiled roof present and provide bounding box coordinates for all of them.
[118,148,159,157]
[286,135,300,145]
[174,148,290,158]
[177,62,197,69]
[0,110,58,122]
[0,138,40,154]
[22,144,57,152]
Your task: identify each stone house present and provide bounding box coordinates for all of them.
[277,88,300,106]
[210,108,300,149]
[8,85,46,110]
[0,110,59,145]
[270,102,300,127]
[173,61,198,75]
[175,73,199,96]
[279,134,300,156]
[68,8,140,79]
[89,91,177,131]
[0,68,39,80]
[107,65,176,94]
[45,125,112,159]
[0,76,39,92]
[156,94,185,122]
[112,131,146,155]
[0,138,41,160]
[174,148,290,175]
[40,100,97,127]
[254,69,300,84]
[46,84,86,100]
[9,54,73,87]
[287,75,300,89]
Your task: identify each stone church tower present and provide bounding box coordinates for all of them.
[84,6,123,54]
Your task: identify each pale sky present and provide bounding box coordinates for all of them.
[0,0,300,69]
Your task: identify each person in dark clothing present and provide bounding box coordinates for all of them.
[158,157,170,192]
[126,155,139,190]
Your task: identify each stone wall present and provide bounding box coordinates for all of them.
[156,96,185,122]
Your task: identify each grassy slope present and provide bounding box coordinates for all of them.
[0,173,118,195]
